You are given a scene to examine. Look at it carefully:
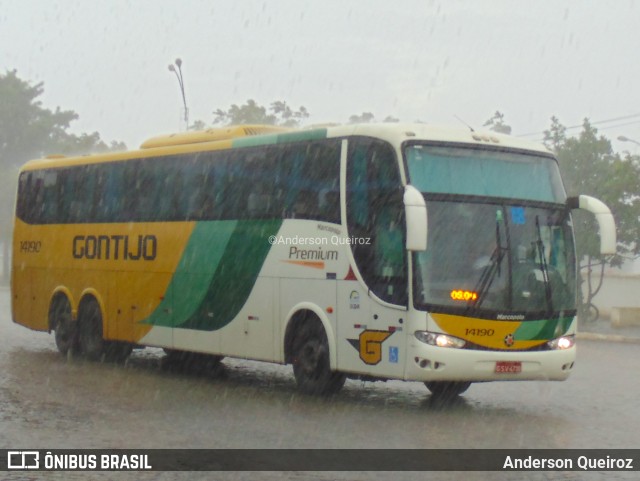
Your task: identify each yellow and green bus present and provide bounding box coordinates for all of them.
[11,123,616,397]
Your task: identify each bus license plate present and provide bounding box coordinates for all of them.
[495,361,522,373]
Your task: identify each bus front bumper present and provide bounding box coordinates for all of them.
[405,340,576,383]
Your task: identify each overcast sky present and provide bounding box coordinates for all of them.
[2,0,640,152]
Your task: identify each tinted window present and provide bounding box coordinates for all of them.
[346,137,407,305]
[16,138,342,225]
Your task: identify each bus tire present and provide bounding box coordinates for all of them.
[292,320,345,395]
[77,298,133,362]
[51,296,77,355]
[78,298,106,361]
[424,381,471,398]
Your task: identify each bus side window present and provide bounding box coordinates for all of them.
[281,140,340,222]
[347,138,407,305]
[17,172,40,223]
[67,166,86,223]
[156,158,185,220]
[90,165,109,222]
[16,172,29,222]
[102,162,124,222]
[41,170,59,223]
[242,150,272,219]
[292,189,318,219]
[307,141,340,223]
[134,164,157,221]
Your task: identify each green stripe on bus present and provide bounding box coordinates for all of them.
[143,221,238,327]
[143,219,282,331]
[231,128,327,149]
[513,316,573,340]
[232,134,279,148]
[275,129,327,144]
[180,219,282,331]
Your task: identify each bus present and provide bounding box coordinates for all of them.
[11,123,616,397]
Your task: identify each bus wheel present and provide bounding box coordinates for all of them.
[424,381,471,398]
[78,298,106,361]
[292,322,345,395]
[52,297,77,355]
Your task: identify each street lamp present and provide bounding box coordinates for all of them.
[617,135,640,147]
[168,58,189,130]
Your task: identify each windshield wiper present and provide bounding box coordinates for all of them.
[472,214,509,308]
[535,215,553,314]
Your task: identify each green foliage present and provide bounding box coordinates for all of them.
[270,101,309,127]
[212,99,309,127]
[348,112,399,124]
[483,111,512,134]
[542,116,566,151]
[348,112,375,124]
[0,70,77,167]
[189,119,208,131]
[0,69,126,167]
[544,118,640,265]
[53,132,127,156]
[0,69,125,282]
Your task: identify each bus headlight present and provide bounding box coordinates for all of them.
[414,331,466,349]
[546,335,575,350]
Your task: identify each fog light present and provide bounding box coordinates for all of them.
[415,331,466,349]
[547,335,575,350]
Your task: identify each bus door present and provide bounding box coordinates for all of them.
[337,137,408,379]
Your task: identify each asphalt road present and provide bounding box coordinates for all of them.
[1,288,637,480]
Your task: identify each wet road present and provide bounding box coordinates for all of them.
[0,287,638,480]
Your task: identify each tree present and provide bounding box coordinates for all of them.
[483,111,512,134]
[542,116,566,151]
[189,119,208,131]
[0,69,124,283]
[213,99,309,127]
[347,112,399,124]
[348,112,375,124]
[544,117,640,320]
[544,118,640,263]
[270,101,309,127]
[0,70,78,166]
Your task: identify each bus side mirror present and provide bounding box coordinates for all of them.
[404,185,427,251]
[567,195,617,255]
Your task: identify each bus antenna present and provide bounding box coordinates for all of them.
[454,115,475,132]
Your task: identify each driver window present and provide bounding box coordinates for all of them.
[346,138,407,305]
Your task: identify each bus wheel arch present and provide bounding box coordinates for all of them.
[284,306,336,366]
[49,291,77,355]
[284,307,345,395]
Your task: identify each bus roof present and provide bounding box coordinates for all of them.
[19,122,552,171]
[326,123,552,156]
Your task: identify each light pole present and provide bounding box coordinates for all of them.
[617,135,640,147]
[168,58,189,130]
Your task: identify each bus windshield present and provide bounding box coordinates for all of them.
[405,144,576,317]
[405,144,566,203]
[413,199,577,317]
